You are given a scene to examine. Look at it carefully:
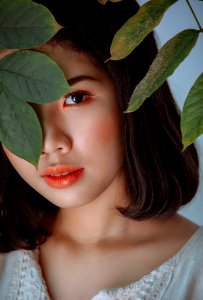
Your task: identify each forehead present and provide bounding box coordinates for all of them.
[36,44,106,81]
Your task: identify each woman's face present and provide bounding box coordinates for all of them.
[3,44,126,208]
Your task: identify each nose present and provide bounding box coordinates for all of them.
[38,104,72,156]
[42,127,72,155]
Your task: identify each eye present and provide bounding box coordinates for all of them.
[63,91,91,106]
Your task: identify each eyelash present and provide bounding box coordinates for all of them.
[63,90,93,107]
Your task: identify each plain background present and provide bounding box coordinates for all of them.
[137,0,203,224]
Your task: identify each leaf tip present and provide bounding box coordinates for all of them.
[124,108,132,113]
[125,102,138,113]
[33,161,39,169]
[182,140,192,152]
[57,23,64,31]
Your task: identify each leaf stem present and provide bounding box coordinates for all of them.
[185,0,202,31]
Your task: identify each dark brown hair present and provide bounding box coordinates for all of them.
[0,0,199,252]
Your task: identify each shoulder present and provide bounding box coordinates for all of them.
[0,250,25,283]
[164,226,203,299]
[0,250,37,282]
[0,251,16,298]
[0,253,6,277]
[175,226,203,270]
[0,249,42,299]
[181,225,203,258]
[0,249,39,274]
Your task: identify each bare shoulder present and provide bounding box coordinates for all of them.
[146,214,200,262]
[153,214,199,248]
[171,214,199,238]
[130,215,200,268]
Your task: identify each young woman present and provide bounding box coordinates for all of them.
[0,0,202,299]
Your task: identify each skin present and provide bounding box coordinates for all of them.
[3,44,126,210]
[3,45,199,300]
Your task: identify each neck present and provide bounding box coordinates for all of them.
[56,204,131,245]
[51,176,131,245]
[55,206,130,245]
[47,174,177,247]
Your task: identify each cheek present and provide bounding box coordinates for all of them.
[95,117,121,145]
[80,110,123,156]
[95,105,122,146]
[2,146,20,169]
[2,146,35,179]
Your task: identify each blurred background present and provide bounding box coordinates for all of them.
[137,0,203,225]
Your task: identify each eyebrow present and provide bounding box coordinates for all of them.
[67,75,100,86]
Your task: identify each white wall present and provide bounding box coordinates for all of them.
[137,0,203,224]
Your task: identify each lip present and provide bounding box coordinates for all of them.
[41,165,84,189]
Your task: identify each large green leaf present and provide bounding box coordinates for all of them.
[110,0,177,60]
[0,0,60,49]
[181,73,203,149]
[0,50,70,103]
[126,29,200,113]
[0,82,42,165]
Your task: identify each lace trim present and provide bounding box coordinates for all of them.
[6,250,50,300]
[3,249,175,300]
[92,258,175,300]
[2,227,203,299]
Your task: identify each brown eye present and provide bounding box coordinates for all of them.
[64,92,89,106]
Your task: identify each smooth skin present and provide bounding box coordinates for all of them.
[3,45,198,300]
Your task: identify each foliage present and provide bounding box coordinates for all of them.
[107,0,203,150]
[126,29,199,112]
[0,0,202,165]
[110,0,177,60]
[181,73,203,149]
[0,0,70,165]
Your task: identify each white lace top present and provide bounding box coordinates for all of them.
[1,226,203,300]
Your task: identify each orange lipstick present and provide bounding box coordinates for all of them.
[42,165,84,189]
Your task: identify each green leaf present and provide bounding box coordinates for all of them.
[126,29,200,113]
[110,0,177,60]
[0,82,42,165]
[181,73,203,149]
[0,50,70,103]
[0,0,60,49]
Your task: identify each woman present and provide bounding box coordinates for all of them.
[0,0,202,299]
